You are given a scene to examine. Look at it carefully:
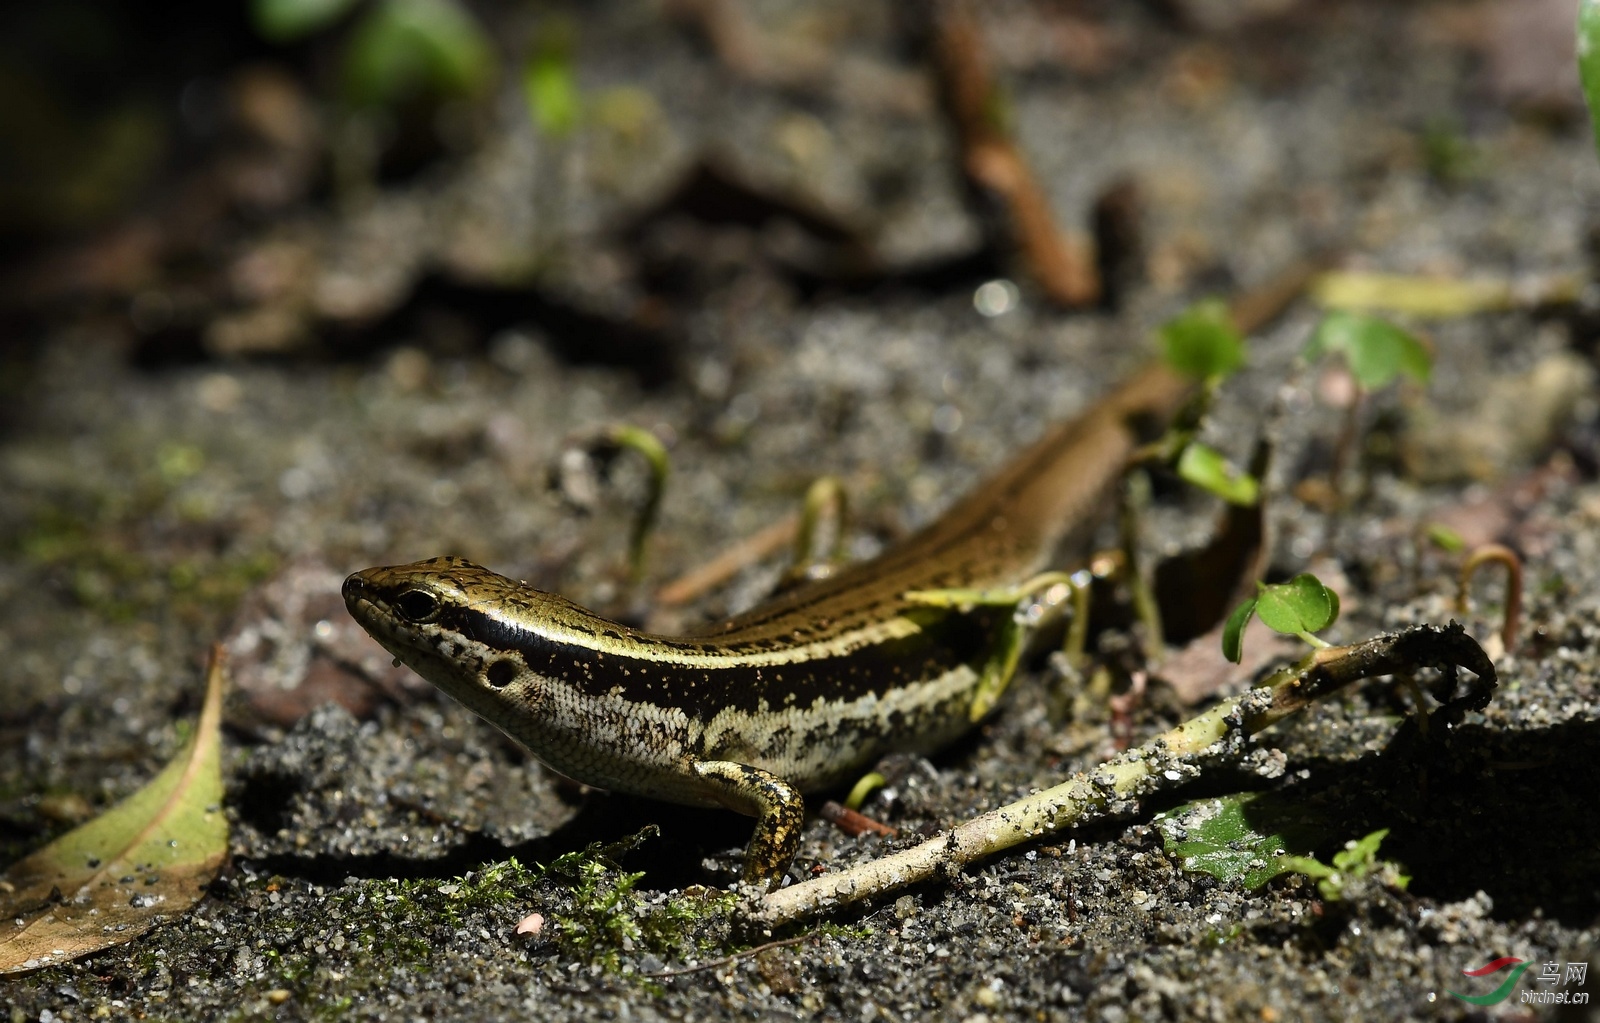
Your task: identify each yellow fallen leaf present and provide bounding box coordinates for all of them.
[0,645,230,975]
[1312,271,1579,318]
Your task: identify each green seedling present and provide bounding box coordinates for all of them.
[605,425,670,583]
[343,0,496,108]
[906,569,1089,719]
[1582,0,1600,161]
[1425,522,1466,553]
[1222,573,1340,664]
[1151,301,1262,506]
[251,0,497,110]
[1177,441,1259,506]
[1154,791,1332,890]
[557,424,671,584]
[1304,310,1431,504]
[523,18,581,136]
[844,772,887,812]
[1277,828,1410,902]
[784,476,849,586]
[1306,310,1431,391]
[1160,299,1246,382]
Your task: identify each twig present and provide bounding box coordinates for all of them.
[642,931,816,978]
[819,801,898,839]
[1228,257,1328,336]
[655,514,800,606]
[932,0,1099,307]
[753,622,1493,927]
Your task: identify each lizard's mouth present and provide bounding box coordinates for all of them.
[342,572,439,670]
[341,572,398,642]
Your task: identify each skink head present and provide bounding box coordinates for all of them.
[342,556,555,722]
[344,557,697,790]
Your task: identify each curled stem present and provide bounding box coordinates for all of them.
[843,772,887,812]
[604,425,670,583]
[1456,543,1522,652]
[1120,470,1165,658]
[1061,570,1092,670]
[791,476,849,578]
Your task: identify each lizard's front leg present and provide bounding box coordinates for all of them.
[694,760,807,891]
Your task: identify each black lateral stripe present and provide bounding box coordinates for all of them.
[455,606,1004,720]
[450,605,531,652]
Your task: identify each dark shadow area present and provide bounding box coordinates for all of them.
[1382,717,1600,925]
[235,711,1008,892]
[621,160,866,251]
[239,789,752,890]
[1221,714,1600,927]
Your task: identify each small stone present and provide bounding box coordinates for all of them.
[515,912,545,936]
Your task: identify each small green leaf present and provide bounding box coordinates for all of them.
[1425,523,1466,553]
[1159,300,1245,381]
[343,0,496,109]
[251,0,360,41]
[1332,828,1389,873]
[1254,574,1340,636]
[1582,0,1600,161]
[1177,442,1260,506]
[1153,792,1331,890]
[1221,595,1256,664]
[523,34,580,137]
[1279,828,1409,901]
[1275,854,1334,882]
[1305,310,1431,390]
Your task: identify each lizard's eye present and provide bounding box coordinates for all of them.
[393,589,439,623]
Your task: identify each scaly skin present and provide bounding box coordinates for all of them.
[343,362,1191,888]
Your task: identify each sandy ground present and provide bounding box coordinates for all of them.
[4,2,1600,1019]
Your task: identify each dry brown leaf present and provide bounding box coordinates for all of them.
[0,646,230,974]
